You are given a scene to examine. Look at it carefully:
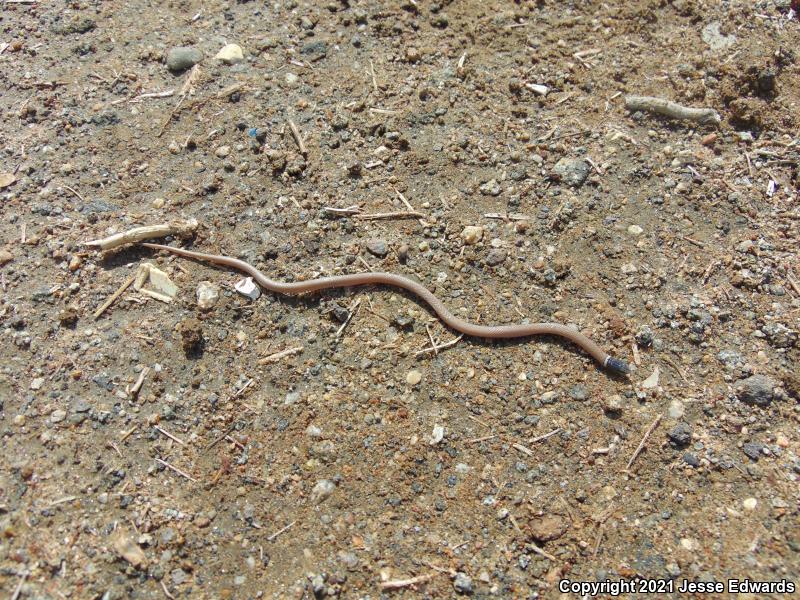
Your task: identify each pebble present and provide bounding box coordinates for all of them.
[603,394,624,414]
[406,370,422,385]
[683,452,700,467]
[284,72,300,88]
[215,44,244,65]
[366,239,388,257]
[166,47,202,72]
[627,224,643,235]
[479,179,501,196]
[484,248,507,267]
[742,497,758,511]
[0,249,13,265]
[667,422,692,447]
[310,479,335,504]
[667,399,684,419]
[742,441,763,461]
[234,277,261,300]
[735,375,776,406]
[30,377,45,390]
[196,281,220,310]
[621,263,638,274]
[50,409,67,423]
[430,425,445,446]
[461,225,483,245]
[528,514,567,542]
[215,145,231,158]
[640,366,660,389]
[453,572,473,595]
[569,384,589,401]
[148,266,177,298]
[0,172,16,189]
[551,157,590,187]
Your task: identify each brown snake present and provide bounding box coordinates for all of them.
[141,242,630,375]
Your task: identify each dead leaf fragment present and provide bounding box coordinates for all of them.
[112,530,147,567]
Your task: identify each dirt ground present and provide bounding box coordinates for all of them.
[1,0,799,598]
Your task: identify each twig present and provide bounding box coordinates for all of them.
[120,425,138,442]
[528,541,556,561]
[424,323,439,355]
[369,59,378,94]
[415,334,463,356]
[624,415,662,471]
[380,574,435,590]
[624,95,721,126]
[662,355,687,383]
[128,366,150,398]
[85,219,199,251]
[61,184,86,203]
[466,434,497,444]
[267,520,296,542]
[160,580,175,600]
[130,90,174,102]
[155,458,197,482]
[483,212,532,221]
[322,205,362,216]
[93,273,136,319]
[513,442,534,457]
[335,299,361,338]
[288,119,307,156]
[356,210,425,221]
[10,571,27,600]
[787,272,800,296]
[154,425,186,446]
[258,346,303,365]
[680,235,705,248]
[530,428,561,444]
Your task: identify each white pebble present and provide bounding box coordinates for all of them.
[406,370,422,385]
[461,225,483,245]
[196,281,220,309]
[627,224,643,235]
[214,43,244,65]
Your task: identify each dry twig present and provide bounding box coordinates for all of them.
[85,219,198,251]
[624,415,662,471]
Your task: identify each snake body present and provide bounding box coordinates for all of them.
[141,242,630,375]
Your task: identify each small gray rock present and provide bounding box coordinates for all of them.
[736,375,776,406]
[484,248,507,267]
[667,422,692,447]
[453,572,473,594]
[742,442,763,461]
[551,158,590,187]
[683,452,700,467]
[166,47,203,73]
[569,384,588,401]
[366,239,388,257]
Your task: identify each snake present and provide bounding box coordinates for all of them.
[141,242,631,375]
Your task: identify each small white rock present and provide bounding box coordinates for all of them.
[196,281,220,309]
[148,266,178,298]
[640,366,660,389]
[668,400,685,420]
[627,224,643,235]
[310,479,335,504]
[461,225,484,245]
[30,377,45,390]
[742,497,758,511]
[526,83,549,96]
[621,263,638,274]
[429,425,445,446]
[406,370,422,385]
[234,277,261,300]
[50,409,67,423]
[215,44,244,65]
[215,145,231,158]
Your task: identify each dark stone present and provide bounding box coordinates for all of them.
[667,422,692,447]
